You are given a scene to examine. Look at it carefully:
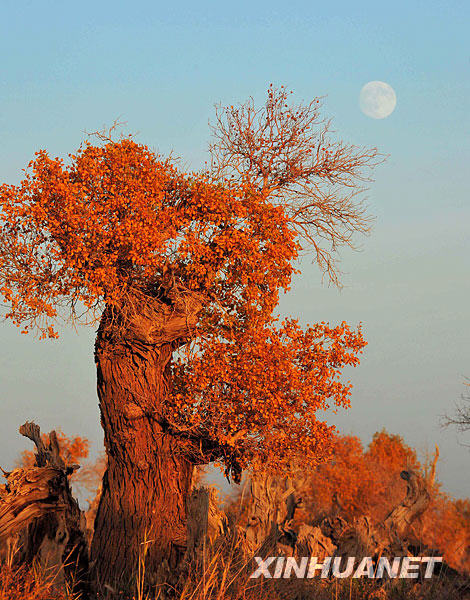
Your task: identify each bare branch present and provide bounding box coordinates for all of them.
[443,379,470,433]
[84,118,130,143]
[208,85,385,285]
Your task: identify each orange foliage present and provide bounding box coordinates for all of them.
[421,494,470,573]
[302,430,419,521]
[299,429,470,573]
[0,88,379,474]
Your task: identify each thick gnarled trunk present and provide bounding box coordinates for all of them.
[90,291,201,593]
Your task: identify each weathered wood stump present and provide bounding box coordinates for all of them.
[244,473,300,556]
[0,422,88,593]
[187,486,228,557]
[240,449,439,565]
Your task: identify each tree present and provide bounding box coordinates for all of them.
[445,379,470,434]
[0,87,380,591]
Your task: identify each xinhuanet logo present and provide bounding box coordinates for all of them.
[250,556,443,579]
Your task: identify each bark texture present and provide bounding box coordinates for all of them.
[90,289,202,593]
[0,423,88,591]
[240,461,438,563]
[245,473,298,553]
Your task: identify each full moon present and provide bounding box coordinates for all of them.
[359,81,397,119]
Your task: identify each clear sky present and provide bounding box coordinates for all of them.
[1,1,469,498]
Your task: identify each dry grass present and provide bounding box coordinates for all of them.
[175,545,469,600]
[0,563,81,600]
[1,476,468,600]
[0,555,468,600]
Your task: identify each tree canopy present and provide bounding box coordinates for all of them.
[0,88,380,475]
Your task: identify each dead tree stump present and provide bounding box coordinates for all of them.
[0,422,88,593]
[243,473,301,556]
[323,456,439,561]
[187,486,228,557]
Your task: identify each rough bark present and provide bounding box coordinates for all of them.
[241,459,439,564]
[244,473,300,556]
[90,288,202,594]
[0,423,88,591]
[186,486,228,557]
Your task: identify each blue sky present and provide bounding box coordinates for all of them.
[1,1,469,498]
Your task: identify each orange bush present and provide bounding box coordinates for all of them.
[296,429,470,573]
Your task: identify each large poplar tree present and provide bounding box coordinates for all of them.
[0,88,380,591]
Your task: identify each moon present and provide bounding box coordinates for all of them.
[359,81,397,119]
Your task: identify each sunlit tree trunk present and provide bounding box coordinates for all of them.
[90,295,200,592]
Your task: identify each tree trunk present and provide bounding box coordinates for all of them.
[90,291,202,594]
